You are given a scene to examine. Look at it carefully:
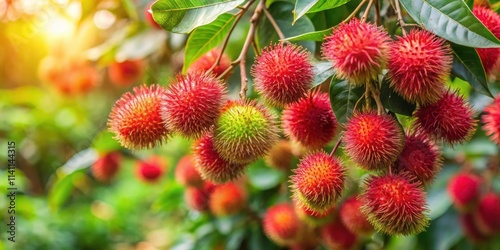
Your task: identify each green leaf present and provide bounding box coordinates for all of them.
[465,0,474,9]
[399,0,500,48]
[285,28,331,42]
[247,160,284,190]
[450,43,493,97]
[312,61,335,87]
[121,0,138,20]
[380,77,417,116]
[92,130,123,153]
[152,0,244,33]
[329,79,364,124]
[293,0,350,23]
[182,13,237,73]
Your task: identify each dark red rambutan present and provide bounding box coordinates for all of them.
[174,155,203,187]
[108,59,145,87]
[475,193,500,234]
[188,48,232,79]
[339,197,374,236]
[264,139,294,170]
[460,213,490,243]
[473,6,500,74]
[448,172,482,212]
[209,182,246,217]
[320,218,358,250]
[263,203,302,246]
[184,181,216,212]
[91,152,121,183]
[482,94,500,145]
[108,85,169,149]
[136,156,166,183]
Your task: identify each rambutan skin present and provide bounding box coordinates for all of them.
[136,156,166,183]
[263,203,302,246]
[473,6,500,74]
[360,175,429,236]
[414,90,476,144]
[209,183,246,217]
[213,100,279,164]
[175,155,203,187]
[291,151,345,213]
[320,218,358,250]
[265,139,294,170]
[475,193,500,234]
[388,29,452,104]
[339,197,374,235]
[482,94,500,144]
[282,91,338,149]
[108,59,145,87]
[184,181,216,212]
[448,172,482,212]
[251,43,313,106]
[162,72,226,138]
[193,131,247,184]
[188,48,232,79]
[343,111,404,171]
[294,201,335,226]
[108,84,169,149]
[91,152,122,183]
[322,18,390,85]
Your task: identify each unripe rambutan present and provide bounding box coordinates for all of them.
[448,172,482,212]
[320,218,358,250]
[188,49,232,79]
[264,139,294,170]
[251,43,313,106]
[108,59,145,87]
[475,193,500,234]
[144,2,162,29]
[294,201,335,226]
[291,151,345,213]
[161,72,226,138]
[482,94,500,144]
[135,156,166,183]
[388,30,452,104]
[91,152,121,183]
[282,92,338,149]
[393,133,442,186]
[344,111,404,171]
[184,181,216,212]
[360,175,429,236]
[263,203,302,246]
[414,91,476,144]
[214,100,279,164]
[209,182,246,217]
[193,131,247,183]
[175,155,203,187]
[460,213,490,243]
[108,85,169,149]
[473,6,500,74]
[322,18,390,85]
[339,197,374,236]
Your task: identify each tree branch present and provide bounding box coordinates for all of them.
[262,6,286,41]
[393,0,407,36]
[344,0,368,23]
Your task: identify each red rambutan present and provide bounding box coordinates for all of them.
[339,197,374,236]
[482,94,500,144]
[188,48,232,79]
[91,152,121,183]
[473,6,500,74]
[294,201,335,226]
[144,2,162,29]
[136,156,166,183]
[460,213,490,243]
[475,193,500,234]
[320,218,358,250]
[184,181,216,212]
[108,59,145,87]
[264,139,294,170]
[209,182,246,217]
[263,203,302,246]
[175,155,203,187]
[448,172,482,212]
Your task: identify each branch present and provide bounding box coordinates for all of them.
[393,0,407,36]
[361,0,374,22]
[344,0,368,23]
[330,139,342,157]
[262,6,286,41]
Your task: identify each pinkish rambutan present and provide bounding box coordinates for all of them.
[108,85,169,149]
[482,94,500,144]
[320,218,358,250]
[184,181,216,212]
[475,193,500,234]
[263,203,302,246]
[108,59,145,87]
[135,156,166,183]
[473,6,500,74]
[188,48,232,79]
[264,139,294,170]
[91,152,121,183]
[175,155,203,187]
[339,197,374,236]
[282,91,338,149]
[209,182,246,217]
[448,172,482,212]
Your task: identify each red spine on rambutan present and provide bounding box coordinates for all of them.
[282,91,338,149]
[184,181,216,212]
[414,90,476,144]
[108,85,169,149]
[294,201,335,226]
[136,156,166,183]
[91,152,121,183]
[188,49,232,79]
[448,172,482,212]
[251,43,314,106]
[475,193,500,234]
[320,218,358,250]
[473,6,500,74]
[175,155,203,187]
[339,197,374,236]
[161,72,226,138]
[388,29,452,104]
[482,94,500,144]
[343,111,404,171]
[209,182,246,217]
[322,18,390,85]
[108,59,145,87]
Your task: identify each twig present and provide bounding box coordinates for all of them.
[262,6,286,41]
[393,0,407,36]
[344,0,368,23]
[330,139,342,157]
[367,81,385,115]
[361,0,374,22]
[374,0,380,25]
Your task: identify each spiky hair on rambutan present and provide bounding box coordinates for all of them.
[339,197,374,236]
[294,201,335,226]
[174,155,203,187]
[388,29,452,105]
[291,151,345,213]
[209,182,246,217]
[360,174,430,236]
[282,91,338,149]
[322,18,390,85]
[343,111,404,171]
[263,203,302,246]
[108,84,169,149]
[482,94,500,145]
[192,131,247,184]
[320,217,358,250]
[251,43,314,107]
[447,172,482,212]
[473,6,500,74]
[188,48,232,79]
[184,181,216,212]
[91,152,121,183]
[414,90,476,144]
[475,193,500,234]
[161,72,226,138]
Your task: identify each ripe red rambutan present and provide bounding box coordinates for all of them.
[91,152,121,183]
[339,197,374,236]
[251,43,313,106]
[108,59,145,87]
[188,49,232,79]
[475,193,500,234]
[460,213,490,243]
[136,156,166,183]
[175,155,203,187]
[360,174,429,236]
[294,201,335,226]
[184,181,216,212]
[393,133,442,186]
[388,29,452,104]
[282,91,338,149]
[343,111,404,171]
[448,172,482,212]
[473,6,500,74]
[414,90,476,144]
[264,139,294,170]
[322,18,390,85]
[263,203,302,246]
[144,2,162,29]
[161,72,226,138]
[209,182,246,217]
[193,131,247,183]
[482,94,500,144]
[320,218,358,250]
[291,151,345,213]
[108,85,169,149]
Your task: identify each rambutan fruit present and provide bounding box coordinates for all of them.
[482,94,500,144]
[320,218,358,250]
[322,18,390,85]
[264,139,294,170]
[475,193,500,234]
[460,213,490,243]
[291,151,345,213]
[174,155,203,187]
[135,156,166,183]
[360,174,429,236]
[263,203,302,246]
[294,201,335,226]
[184,181,216,212]
[282,91,338,149]
[339,197,374,236]
[193,131,247,183]
[144,2,162,29]
[209,182,246,217]
[343,111,404,171]
[108,84,169,149]
[393,133,442,186]
[473,6,500,74]
[414,90,476,144]
[108,59,145,87]
[448,172,482,212]
[188,49,232,79]
[251,43,313,106]
[388,29,452,104]
[91,152,121,183]
[161,72,226,138]
[213,100,279,164]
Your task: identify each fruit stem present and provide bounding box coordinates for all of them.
[344,0,368,23]
[367,81,385,115]
[262,5,286,41]
[361,0,374,22]
[374,0,381,25]
[393,0,407,36]
[330,139,342,157]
